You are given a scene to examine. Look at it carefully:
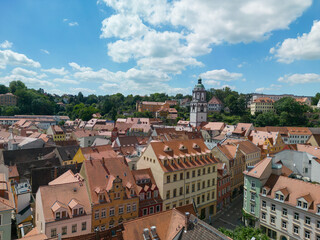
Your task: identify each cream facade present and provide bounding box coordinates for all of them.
[250,97,275,115]
[137,139,218,220]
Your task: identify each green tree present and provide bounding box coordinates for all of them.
[255,111,279,127]
[312,93,320,105]
[0,84,9,94]
[9,81,26,94]
[219,226,269,240]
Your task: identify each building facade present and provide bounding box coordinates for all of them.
[0,93,17,106]
[250,97,275,115]
[137,139,218,220]
[190,78,207,127]
[216,163,231,212]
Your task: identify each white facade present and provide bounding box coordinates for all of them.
[260,194,320,240]
[190,78,207,127]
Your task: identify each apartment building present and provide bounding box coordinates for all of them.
[132,169,163,217]
[47,125,66,141]
[137,139,218,220]
[35,180,92,238]
[136,101,170,114]
[250,97,275,115]
[216,162,231,212]
[0,93,17,106]
[260,175,320,240]
[212,143,245,198]
[80,157,139,231]
[208,96,223,112]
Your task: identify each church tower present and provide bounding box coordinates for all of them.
[190,77,207,127]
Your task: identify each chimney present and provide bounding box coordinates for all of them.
[185,212,190,231]
[143,228,151,240]
[150,226,158,239]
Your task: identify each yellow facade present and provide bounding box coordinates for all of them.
[137,143,218,220]
[91,180,139,231]
[263,134,285,155]
[250,101,274,115]
[63,148,86,165]
[53,133,66,141]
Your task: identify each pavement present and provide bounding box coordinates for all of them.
[210,194,244,231]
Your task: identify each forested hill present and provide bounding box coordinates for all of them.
[1,80,320,127]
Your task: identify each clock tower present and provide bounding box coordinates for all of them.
[190,77,207,127]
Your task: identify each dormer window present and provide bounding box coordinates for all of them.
[154,190,158,198]
[280,195,284,201]
[79,208,83,215]
[262,189,267,195]
[56,212,61,220]
[62,211,67,218]
[275,193,279,200]
[130,189,135,196]
[73,209,78,216]
[140,193,145,200]
[317,206,320,214]
[297,200,302,207]
[303,202,308,209]
[114,192,120,199]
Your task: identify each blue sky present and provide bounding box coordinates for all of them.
[0,0,320,97]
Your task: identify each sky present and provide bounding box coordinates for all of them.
[0,0,320,97]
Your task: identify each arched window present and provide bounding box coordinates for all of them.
[200,104,204,112]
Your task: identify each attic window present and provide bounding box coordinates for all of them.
[164,146,172,152]
[56,212,61,219]
[262,189,266,195]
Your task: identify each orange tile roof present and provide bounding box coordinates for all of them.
[81,145,118,160]
[287,127,312,136]
[149,139,217,173]
[253,97,274,103]
[83,157,138,204]
[243,157,272,178]
[48,170,83,185]
[208,96,223,105]
[296,144,320,160]
[264,175,320,214]
[203,122,225,131]
[9,165,19,178]
[38,181,91,223]
[122,208,186,240]
[19,227,48,240]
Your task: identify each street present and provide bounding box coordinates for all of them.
[211,195,244,230]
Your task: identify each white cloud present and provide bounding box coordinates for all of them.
[201,69,243,82]
[63,18,68,22]
[40,49,50,54]
[278,73,320,84]
[0,40,13,49]
[69,62,92,72]
[271,20,320,63]
[54,78,79,84]
[12,67,38,77]
[71,87,96,94]
[69,22,79,27]
[42,67,68,76]
[0,49,41,69]
[0,74,54,87]
[255,84,282,93]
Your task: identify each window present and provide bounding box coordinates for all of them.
[109,208,115,216]
[101,225,106,231]
[294,212,299,220]
[186,185,189,194]
[297,200,302,207]
[72,224,77,233]
[143,208,148,216]
[82,222,86,231]
[282,220,287,229]
[51,228,57,237]
[56,212,61,220]
[198,169,201,176]
[156,205,161,212]
[114,192,120,199]
[140,193,145,200]
[282,208,287,216]
[62,226,67,235]
[212,179,215,186]
[197,196,200,205]
[167,175,171,183]
[154,190,158,198]
[149,207,154,214]
[271,204,275,211]
[212,191,215,199]
[127,204,131,213]
[251,181,256,189]
[180,173,183,180]
[132,203,137,211]
[95,210,99,220]
[317,235,320,240]
[270,216,275,224]
[186,172,190,179]
[305,216,310,225]
[119,206,124,214]
[79,208,83,215]
[305,230,310,239]
[212,166,215,172]
[251,193,255,201]
[173,189,177,197]
[192,170,195,178]
[318,206,320,214]
[202,168,206,175]
[280,195,284,201]
[197,182,200,190]
[262,189,266,195]
[147,191,151,199]
[317,221,320,229]
[275,193,279,199]
[207,179,210,187]
[250,204,255,214]
[261,212,266,220]
[202,181,205,189]
[303,202,308,209]
[293,225,299,234]
[179,187,183,196]
[174,174,177,182]
[192,184,195,192]
[207,193,210,201]
[208,167,211,173]
[166,190,170,199]
[101,208,106,218]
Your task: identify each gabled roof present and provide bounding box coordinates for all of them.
[243,157,272,179]
[253,97,274,103]
[202,122,225,131]
[263,174,320,214]
[56,145,80,161]
[208,96,223,105]
[38,181,91,222]
[48,170,83,185]
[83,157,138,204]
[81,145,118,160]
